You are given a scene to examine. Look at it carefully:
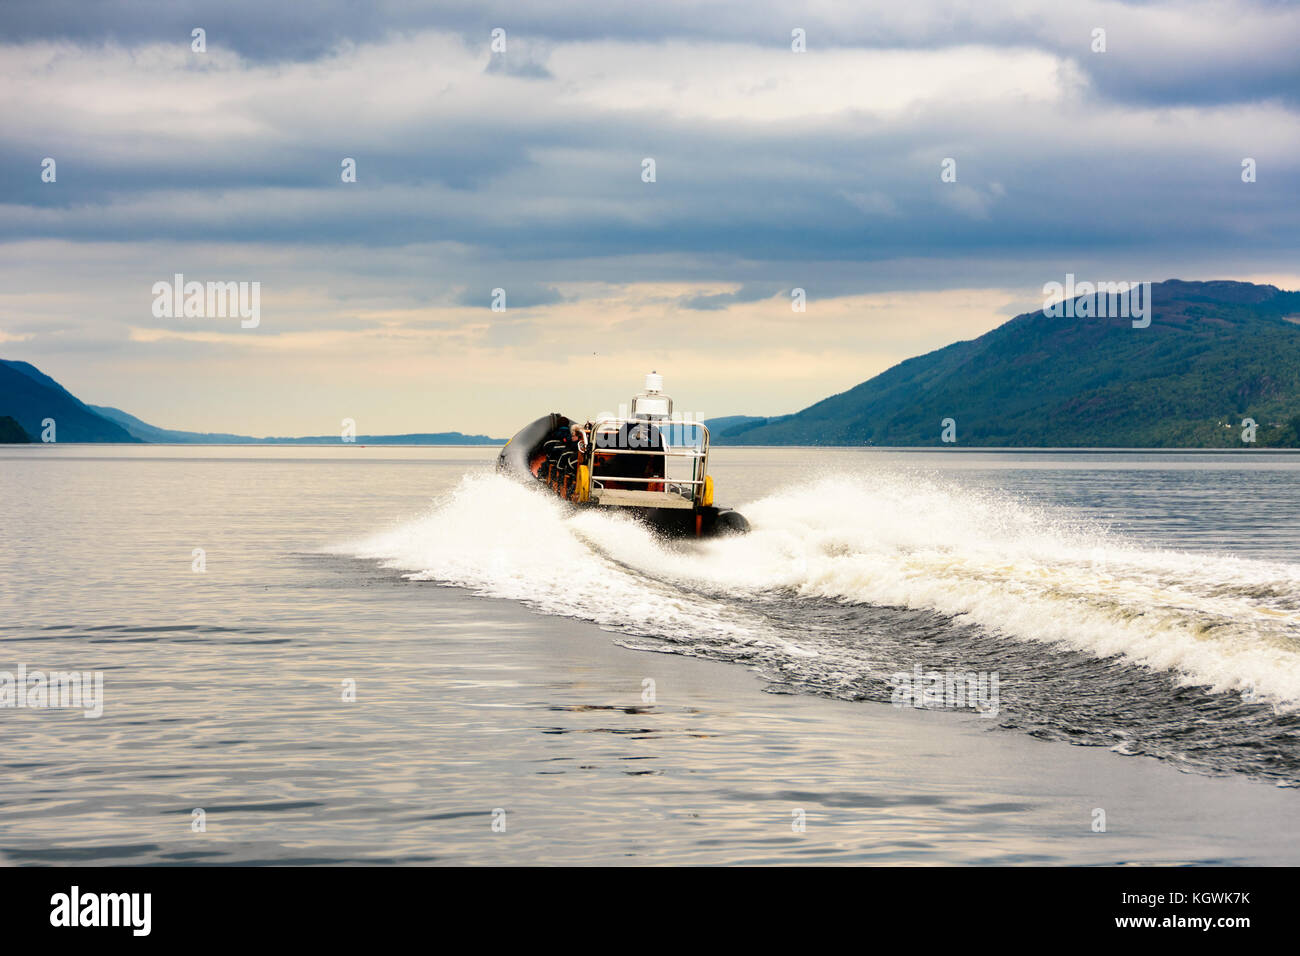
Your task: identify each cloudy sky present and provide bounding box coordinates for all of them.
[2,0,1298,437]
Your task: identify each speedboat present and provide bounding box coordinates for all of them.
[496,373,750,537]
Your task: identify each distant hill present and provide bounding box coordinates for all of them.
[241,433,502,445]
[2,359,501,444]
[0,415,30,442]
[89,405,257,443]
[12,280,1300,448]
[726,280,1300,447]
[0,360,139,442]
[703,415,780,440]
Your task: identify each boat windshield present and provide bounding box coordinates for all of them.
[632,395,671,418]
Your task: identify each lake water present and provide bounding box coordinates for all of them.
[3,445,1299,865]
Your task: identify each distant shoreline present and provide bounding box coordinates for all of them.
[0,441,505,447]
[5,443,1300,452]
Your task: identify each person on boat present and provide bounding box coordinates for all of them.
[540,422,581,493]
[592,426,664,491]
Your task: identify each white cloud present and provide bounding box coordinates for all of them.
[551,42,1073,122]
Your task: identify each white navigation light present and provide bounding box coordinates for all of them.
[633,370,672,419]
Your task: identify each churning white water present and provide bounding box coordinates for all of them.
[343,470,1300,710]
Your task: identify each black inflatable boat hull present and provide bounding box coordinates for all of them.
[497,413,572,479]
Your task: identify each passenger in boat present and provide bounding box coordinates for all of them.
[540,422,581,493]
[593,421,665,492]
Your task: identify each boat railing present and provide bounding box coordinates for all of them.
[586,418,711,504]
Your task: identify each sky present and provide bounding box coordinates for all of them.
[2,0,1298,437]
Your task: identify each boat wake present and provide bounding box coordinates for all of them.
[338,470,1300,782]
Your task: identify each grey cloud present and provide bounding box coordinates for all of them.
[454,284,567,309]
[0,1,1296,326]
[682,285,783,310]
[484,40,554,79]
[2,0,1297,108]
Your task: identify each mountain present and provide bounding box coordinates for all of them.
[702,415,778,439]
[238,433,501,445]
[0,360,139,442]
[725,280,1300,447]
[1,358,501,443]
[89,405,258,443]
[11,280,1300,448]
[0,415,30,442]
[90,406,501,443]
